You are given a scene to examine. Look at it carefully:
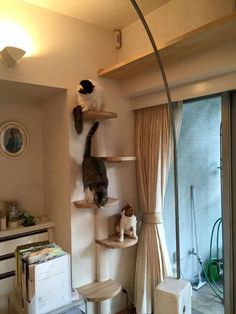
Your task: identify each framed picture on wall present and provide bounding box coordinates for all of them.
[0,121,29,158]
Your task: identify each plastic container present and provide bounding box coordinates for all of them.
[204,258,223,282]
[8,201,18,229]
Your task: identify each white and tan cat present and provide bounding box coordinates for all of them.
[116,204,137,242]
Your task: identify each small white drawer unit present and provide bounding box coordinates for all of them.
[0,222,54,314]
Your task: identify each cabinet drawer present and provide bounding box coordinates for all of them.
[0,231,48,256]
[0,258,15,274]
[0,275,15,314]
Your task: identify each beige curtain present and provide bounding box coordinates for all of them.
[134,103,183,314]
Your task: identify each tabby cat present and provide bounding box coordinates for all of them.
[82,121,108,208]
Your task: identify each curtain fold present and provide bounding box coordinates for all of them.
[134,103,183,314]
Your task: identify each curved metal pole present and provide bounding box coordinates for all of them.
[130,0,181,279]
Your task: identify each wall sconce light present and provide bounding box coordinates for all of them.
[0,46,25,67]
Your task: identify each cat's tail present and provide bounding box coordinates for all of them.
[84,121,99,157]
[73,105,83,134]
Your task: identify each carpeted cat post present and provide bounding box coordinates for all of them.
[130,1,192,313]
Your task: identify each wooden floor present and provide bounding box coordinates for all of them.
[192,281,224,314]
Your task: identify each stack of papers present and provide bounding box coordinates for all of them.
[15,242,71,314]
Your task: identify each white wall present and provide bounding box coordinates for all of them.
[0,98,45,217]
[119,0,233,61]
[0,2,137,313]
[113,0,236,111]
[70,81,137,313]
[0,1,118,90]
[42,91,71,253]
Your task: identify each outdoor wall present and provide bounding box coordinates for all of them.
[163,96,222,282]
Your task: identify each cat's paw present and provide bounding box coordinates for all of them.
[118,237,124,242]
[79,104,89,112]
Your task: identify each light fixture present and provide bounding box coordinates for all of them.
[0,46,25,67]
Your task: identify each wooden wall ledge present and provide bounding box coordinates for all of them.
[97,13,236,81]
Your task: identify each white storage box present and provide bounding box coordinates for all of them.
[154,278,192,314]
[25,253,71,314]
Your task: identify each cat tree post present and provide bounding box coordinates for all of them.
[92,121,107,157]
[92,119,110,313]
[95,208,111,314]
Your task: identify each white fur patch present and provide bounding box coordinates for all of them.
[119,210,137,242]
[77,79,105,112]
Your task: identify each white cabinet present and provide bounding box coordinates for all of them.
[0,276,15,314]
[0,222,54,314]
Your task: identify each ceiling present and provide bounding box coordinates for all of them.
[22,0,170,30]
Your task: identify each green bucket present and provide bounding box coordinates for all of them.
[204,258,223,282]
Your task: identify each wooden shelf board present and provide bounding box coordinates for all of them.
[73,197,118,209]
[0,221,55,239]
[96,234,138,249]
[96,156,136,162]
[76,279,121,302]
[98,13,236,80]
[83,111,117,120]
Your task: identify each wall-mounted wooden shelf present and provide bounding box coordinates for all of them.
[76,279,121,302]
[83,111,117,120]
[73,197,118,209]
[96,234,138,249]
[96,156,136,162]
[97,13,236,80]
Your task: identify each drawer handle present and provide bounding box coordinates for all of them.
[0,253,15,261]
[0,270,15,280]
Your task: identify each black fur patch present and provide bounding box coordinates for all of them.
[73,105,83,134]
[79,80,95,94]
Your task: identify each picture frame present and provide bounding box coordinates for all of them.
[0,122,29,158]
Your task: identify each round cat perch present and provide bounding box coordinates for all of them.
[96,235,138,249]
[83,111,117,121]
[73,197,118,209]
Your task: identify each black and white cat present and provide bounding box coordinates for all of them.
[82,121,108,208]
[73,79,105,134]
[78,79,105,112]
